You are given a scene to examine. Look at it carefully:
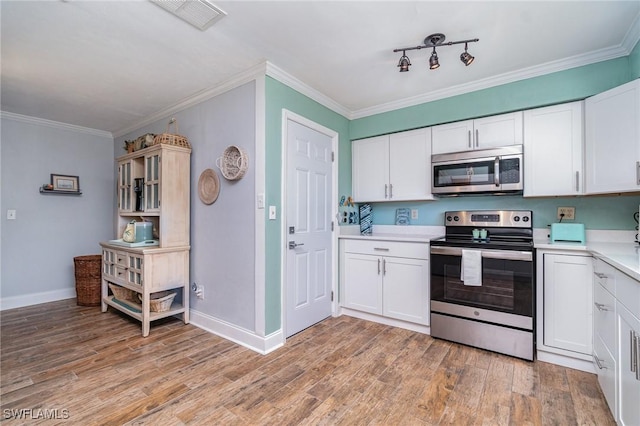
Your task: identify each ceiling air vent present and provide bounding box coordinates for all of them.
[150,0,227,31]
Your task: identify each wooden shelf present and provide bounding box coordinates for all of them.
[103,295,185,322]
[40,188,82,196]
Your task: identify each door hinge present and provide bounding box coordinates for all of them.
[331,151,335,162]
[331,291,334,302]
[331,221,334,231]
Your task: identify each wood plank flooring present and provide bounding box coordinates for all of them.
[1,299,615,425]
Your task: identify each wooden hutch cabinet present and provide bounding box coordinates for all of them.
[100,143,191,336]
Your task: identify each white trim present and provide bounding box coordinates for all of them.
[281,110,340,340]
[0,289,76,311]
[190,309,284,355]
[266,63,350,119]
[537,350,595,374]
[113,62,270,138]
[254,75,267,337]
[339,308,431,335]
[0,111,113,138]
[622,11,640,53]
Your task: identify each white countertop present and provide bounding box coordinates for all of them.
[338,225,443,244]
[535,236,640,281]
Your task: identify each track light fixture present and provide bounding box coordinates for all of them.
[393,33,479,72]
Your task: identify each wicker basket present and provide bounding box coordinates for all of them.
[108,283,137,302]
[216,145,248,180]
[139,291,176,312]
[74,255,102,306]
[152,118,190,148]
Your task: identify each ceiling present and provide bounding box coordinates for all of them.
[2,1,639,136]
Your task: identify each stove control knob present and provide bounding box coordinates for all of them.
[453,216,460,222]
[446,215,452,222]
[522,216,530,222]
[514,216,520,222]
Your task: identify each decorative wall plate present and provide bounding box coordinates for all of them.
[198,168,220,205]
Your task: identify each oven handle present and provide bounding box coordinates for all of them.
[430,246,533,262]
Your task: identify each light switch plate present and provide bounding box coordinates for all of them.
[269,206,277,220]
[7,209,16,220]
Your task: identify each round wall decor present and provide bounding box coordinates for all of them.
[216,145,248,181]
[197,168,220,205]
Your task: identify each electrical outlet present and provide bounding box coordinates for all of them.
[411,209,418,220]
[557,207,575,220]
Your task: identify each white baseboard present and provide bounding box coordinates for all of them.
[339,307,431,335]
[189,309,284,355]
[0,288,76,311]
[536,349,595,373]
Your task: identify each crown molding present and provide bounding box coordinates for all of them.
[0,111,113,138]
[112,62,269,138]
[351,43,634,120]
[622,11,640,53]
[264,62,351,119]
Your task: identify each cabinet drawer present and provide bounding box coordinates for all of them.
[594,282,617,355]
[594,258,616,295]
[593,334,617,420]
[616,270,640,318]
[343,239,428,259]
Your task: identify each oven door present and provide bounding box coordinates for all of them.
[430,246,534,328]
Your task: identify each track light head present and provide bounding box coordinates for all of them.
[397,51,411,72]
[429,48,440,70]
[460,43,475,66]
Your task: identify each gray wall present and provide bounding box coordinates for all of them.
[115,82,257,331]
[0,116,114,307]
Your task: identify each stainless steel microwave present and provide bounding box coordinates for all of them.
[431,145,523,195]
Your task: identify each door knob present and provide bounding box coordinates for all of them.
[288,241,304,249]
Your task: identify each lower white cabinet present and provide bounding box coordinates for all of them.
[592,256,640,425]
[340,239,429,326]
[538,251,593,356]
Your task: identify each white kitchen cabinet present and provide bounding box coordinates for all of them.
[617,302,640,426]
[352,128,432,202]
[340,239,429,326]
[431,111,523,155]
[524,101,584,197]
[591,256,640,425]
[541,252,593,355]
[585,79,640,194]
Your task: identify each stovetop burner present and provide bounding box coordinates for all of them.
[431,209,534,251]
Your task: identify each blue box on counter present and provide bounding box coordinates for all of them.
[550,223,586,244]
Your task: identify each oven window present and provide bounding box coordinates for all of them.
[431,255,533,317]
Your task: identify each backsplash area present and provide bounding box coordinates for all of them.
[355,193,639,231]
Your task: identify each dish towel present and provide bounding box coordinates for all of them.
[461,249,482,286]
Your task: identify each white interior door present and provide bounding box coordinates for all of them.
[285,119,333,337]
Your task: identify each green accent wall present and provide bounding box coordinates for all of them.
[264,76,350,334]
[631,39,640,79]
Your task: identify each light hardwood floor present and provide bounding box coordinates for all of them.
[1,299,615,425]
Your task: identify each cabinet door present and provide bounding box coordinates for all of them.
[473,111,523,150]
[543,253,593,354]
[594,334,618,421]
[431,120,474,154]
[388,128,432,201]
[118,160,133,213]
[352,136,389,202]
[145,153,161,212]
[585,79,640,194]
[382,256,429,325]
[126,254,144,288]
[524,102,583,196]
[342,253,383,314]
[617,303,640,426]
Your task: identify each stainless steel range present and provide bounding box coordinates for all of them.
[430,210,535,360]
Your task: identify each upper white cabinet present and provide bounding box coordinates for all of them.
[431,111,523,155]
[585,79,640,194]
[352,127,432,202]
[524,101,584,197]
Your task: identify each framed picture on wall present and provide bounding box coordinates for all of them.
[51,174,80,192]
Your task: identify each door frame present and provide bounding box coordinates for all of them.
[281,109,339,339]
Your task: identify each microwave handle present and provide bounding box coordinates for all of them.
[494,157,500,187]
